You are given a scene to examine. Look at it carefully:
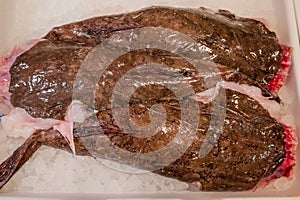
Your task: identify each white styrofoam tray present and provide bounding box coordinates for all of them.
[0,0,300,199]
[293,0,300,44]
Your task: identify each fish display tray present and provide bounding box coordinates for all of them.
[0,0,300,199]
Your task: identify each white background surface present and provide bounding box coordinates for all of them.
[294,0,300,44]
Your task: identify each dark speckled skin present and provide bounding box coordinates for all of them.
[44,6,282,89]
[2,6,286,191]
[0,89,285,191]
[10,7,283,120]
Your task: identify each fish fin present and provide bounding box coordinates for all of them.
[0,130,42,190]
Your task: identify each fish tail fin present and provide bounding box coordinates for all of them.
[0,131,42,190]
